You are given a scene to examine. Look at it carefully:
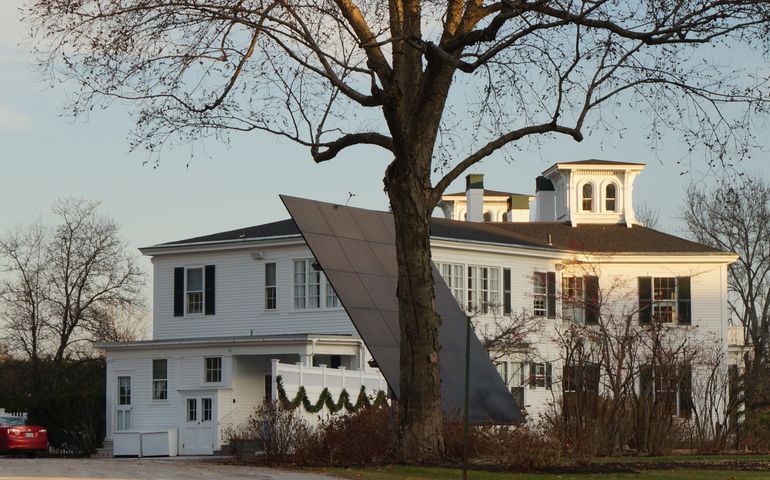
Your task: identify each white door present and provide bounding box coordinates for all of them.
[181,394,216,455]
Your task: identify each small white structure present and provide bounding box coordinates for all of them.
[101,159,736,454]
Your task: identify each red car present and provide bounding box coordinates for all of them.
[0,415,48,456]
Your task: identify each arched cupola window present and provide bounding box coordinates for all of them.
[605,184,617,212]
[582,183,594,211]
[483,211,492,222]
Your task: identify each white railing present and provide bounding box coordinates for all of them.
[0,408,28,419]
[271,359,387,407]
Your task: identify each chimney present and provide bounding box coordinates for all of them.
[465,174,484,222]
[534,176,556,222]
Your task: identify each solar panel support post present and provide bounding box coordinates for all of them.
[462,315,471,480]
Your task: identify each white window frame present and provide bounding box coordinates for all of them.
[467,265,500,314]
[652,277,677,323]
[436,262,465,306]
[532,362,548,388]
[533,272,547,317]
[185,267,204,315]
[152,359,168,401]
[604,182,618,212]
[562,276,586,323]
[265,262,277,311]
[204,357,222,384]
[292,258,339,310]
[581,182,595,212]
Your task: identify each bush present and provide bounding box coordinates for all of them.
[314,405,393,465]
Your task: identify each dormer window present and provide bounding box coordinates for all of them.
[581,184,593,211]
[605,184,617,212]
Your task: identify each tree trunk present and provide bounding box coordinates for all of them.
[385,154,444,462]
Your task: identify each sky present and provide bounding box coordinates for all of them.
[1,1,769,288]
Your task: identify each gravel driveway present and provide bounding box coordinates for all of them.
[0,457,340,480]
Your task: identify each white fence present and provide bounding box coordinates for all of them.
[271,359,387,407]
[0,408,27,419]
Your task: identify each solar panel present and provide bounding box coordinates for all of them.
[281,195,521,424]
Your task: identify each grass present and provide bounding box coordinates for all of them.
[324,465,770,480]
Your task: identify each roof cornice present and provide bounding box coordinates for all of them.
[139,234,304,256]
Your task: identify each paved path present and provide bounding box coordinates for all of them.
[0,457,340,480]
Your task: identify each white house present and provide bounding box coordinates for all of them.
[101,159,736,455]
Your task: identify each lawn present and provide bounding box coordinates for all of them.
[325,466,770,480]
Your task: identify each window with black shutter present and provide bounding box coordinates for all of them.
[638,277,652,324]
[173,267,184,317]
[677,277,691,325]
[204,265,216,315]
[585,276,600,325]
[503,268,511,315]
[546,272,556,319]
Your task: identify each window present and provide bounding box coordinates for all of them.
[529,362,552,389]
[563,363,600,416]
[186,268,203,314]
[325,277,339,308]
[562,276,585,323]
[118,376,131,405]
[152,359,168,400]
[174,265,215,317]
[205,357,222,383]
[503,268,512,315]
[483,211,492,222]
[202,398,213,422]
[437,262,465,306]
[533,272,556,318]
[582,183,593,211]
[187,398,197,422]
[640,365,692,417]
[467,265,500,313]
[497,361,525,387]
[605,184,617,211]
[562,275,599,324]
[638,277,691,324]
[265,262,277,310]
[293,259,338,309]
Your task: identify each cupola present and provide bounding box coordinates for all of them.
[536,159,645,227]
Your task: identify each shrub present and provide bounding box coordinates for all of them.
[314,404,393,465]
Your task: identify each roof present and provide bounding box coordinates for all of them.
[158,219,299,245]
[151,216,724,255]
[492,222,721,254]
[443,189,532,198]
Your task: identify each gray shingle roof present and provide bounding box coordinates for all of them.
[155,217,722,254]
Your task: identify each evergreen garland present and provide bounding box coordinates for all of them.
[275,375,388,414]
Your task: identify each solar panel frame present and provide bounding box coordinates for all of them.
[281,195,521,424]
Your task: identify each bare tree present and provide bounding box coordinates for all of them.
[0,220,50,362]
[683,174,770,409]
[28,0,770,460]
[0,199,145,363]
[635,202,661,230]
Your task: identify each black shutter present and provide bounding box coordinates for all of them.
[503,268,512,315]
[679,366,693,418]
[584,275,600,325]
[677,277,691,325]
[546,272,556,319]
[529,363,536,390]
[546,363,553,390]
[174,267,184,317]
[639,365,653,397]
[638,277,652,324]
[205,265,216,315]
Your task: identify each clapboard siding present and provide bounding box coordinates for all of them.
[152,246,357,340]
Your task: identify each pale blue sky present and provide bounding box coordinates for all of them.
[1,0,768,269]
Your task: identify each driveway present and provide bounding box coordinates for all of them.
[0,457,340,480]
